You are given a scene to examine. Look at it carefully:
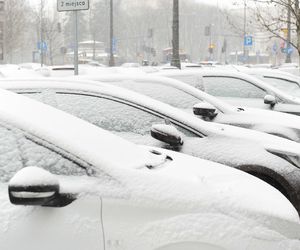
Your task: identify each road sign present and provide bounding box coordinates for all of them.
[112,37,117,54]
[286,47,293,55]
[244,36,253,46]
[38,41,47,52]
[272,43,278,53]
[57,0,89,12]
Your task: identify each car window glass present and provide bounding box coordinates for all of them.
[168,75,205,91]
[109,81,201,109]
[54,93,198,145]
[203,76,266,98]
[263,77,300,97]
[22,92,44,101]
[0,124,87,183]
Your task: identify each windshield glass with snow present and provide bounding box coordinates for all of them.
[0,124,88,182]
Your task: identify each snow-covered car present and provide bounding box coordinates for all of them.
[75,74,300,142]
[2,88,300,250]
[235,67,300,97]
[152,68,300,115]
[276,63,300,76]
[3,78,300,214]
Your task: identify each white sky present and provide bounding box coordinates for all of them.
[29,0,237,9]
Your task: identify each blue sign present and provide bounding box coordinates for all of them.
[38,41,47,51]
[282,46,293,55]
[287,46,293,55]
[112,37,117,54]
[244,36,253,46]
[272,43,278,53]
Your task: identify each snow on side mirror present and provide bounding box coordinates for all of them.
[193,102,218,120]
[264,95,276,106]
[151,124,183,147]
[9,167,75,207]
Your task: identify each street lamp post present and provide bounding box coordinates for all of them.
[286,0,292,63]
[109,0,115,66]
[171,0,181,69]
[40,0,44,67]
[243,0,247,62]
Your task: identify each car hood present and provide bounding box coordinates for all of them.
[218,107,300,137]
[205,118,300,158]
[135,147,300,237]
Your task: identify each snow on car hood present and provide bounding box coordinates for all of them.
[233,107,300,130]
[0,89,167,172]
[121,147,300,237]
[207,120,300,157]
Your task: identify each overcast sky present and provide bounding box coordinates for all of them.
[30,0,237,9]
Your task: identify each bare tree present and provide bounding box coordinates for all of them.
[43,15,64,65]
[4,0,32,63]
[252,0,300,64]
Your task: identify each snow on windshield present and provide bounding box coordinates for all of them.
[263,77,300,97]
[0,124,87,183]
[109,80,200,109]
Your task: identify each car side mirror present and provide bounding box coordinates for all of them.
[193,102,218,119]
[264,95,276,106]
[9,167,75,207]
[151,124,183,146]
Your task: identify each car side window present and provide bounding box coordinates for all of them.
[0,124,88,183]
[53,93,198,145]
[263,77,300,97]
[109,81,201,109]
[203,76,267,98]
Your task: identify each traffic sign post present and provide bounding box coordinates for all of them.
[57,0,89,75]
[38,41,47,52]
[244,36,253,47]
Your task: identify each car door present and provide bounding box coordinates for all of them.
[0,123,105,250]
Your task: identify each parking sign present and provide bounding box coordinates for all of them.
[244,36,253,47]
[57,0,89,12]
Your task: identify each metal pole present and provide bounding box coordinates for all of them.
[40,0,44,67]
[243,0,247,62]
[74,11,79,75]
[109,0,115,66]
[171,0,181,69]
[286,0,292,63]
[209,24,213,61]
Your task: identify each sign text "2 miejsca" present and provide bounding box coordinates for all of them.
[57,0,89,12]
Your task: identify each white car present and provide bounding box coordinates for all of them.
[3,78,300,214]
[152,68,300,115]
[235,67,300,97]
[1,89,300,250]
[75,73,300,142]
